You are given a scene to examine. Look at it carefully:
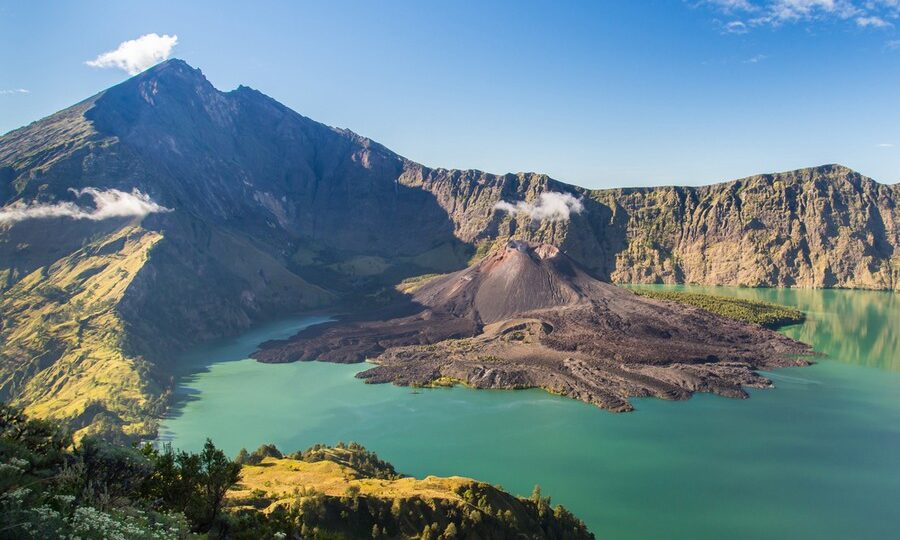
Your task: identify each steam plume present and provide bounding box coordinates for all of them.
[494,192,584,222]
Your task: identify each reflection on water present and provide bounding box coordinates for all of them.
[635,286,899,372]
[161,315,333,422]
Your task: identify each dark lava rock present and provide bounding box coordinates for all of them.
[254,241,812,411]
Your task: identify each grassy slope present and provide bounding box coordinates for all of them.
[630,288,804,328]
[229,445,594,539]
[0,225,164,440]
[0,217,338,441]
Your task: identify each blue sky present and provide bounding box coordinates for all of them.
[1,0,899,188]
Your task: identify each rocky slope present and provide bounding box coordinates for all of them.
[255,241,812,411]
[591,167,899,288]
[0,58,895,437]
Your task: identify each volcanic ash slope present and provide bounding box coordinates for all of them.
[254,241,812,411]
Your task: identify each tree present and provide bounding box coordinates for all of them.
[0,402,70,477]
[246,443,282,465]
[78,436,154,506]
[531,484,551,518]
[142,438,241,533]
[199,438,241,530]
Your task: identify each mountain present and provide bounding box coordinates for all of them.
[254,240,811,412]
[0,59,896,438]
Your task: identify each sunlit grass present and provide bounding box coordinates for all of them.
[631,288,804,328]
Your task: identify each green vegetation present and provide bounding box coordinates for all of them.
[234,444,283,466]
[291,240,471,298]
[0,220,333,443]
[230,442,594,540]
[1,403,594,539]
[469,239,498,264]
[631,288,805,328]
[287,442,400,480]
[0,402,206,539]
[0,227,167,442]
[395,273,443,294]
[423,376,467,388]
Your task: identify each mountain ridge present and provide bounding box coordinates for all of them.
[5,60,895,185]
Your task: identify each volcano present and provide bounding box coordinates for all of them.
[254,241,812,411]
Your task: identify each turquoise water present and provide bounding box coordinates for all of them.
[158,288,900,539]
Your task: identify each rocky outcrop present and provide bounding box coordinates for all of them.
[254,241,812,411]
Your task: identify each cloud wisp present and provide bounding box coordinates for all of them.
[0,188,171,225]
[702,0,900,32]
[86,33,179,75]
[857,15,892,27]
[0,88,29,95]
[494,192,585,222]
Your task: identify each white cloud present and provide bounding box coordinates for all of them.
[724,20,751,32]
[86,33,178,75]
[877,142,895,147]
[0,88,29,95]
[494,192,585,222]
[857,15,892,25]
[704,0,758,11]
[0,188,171,225]
[888,38,900,48]
[744,53,769,62]
[766,0,859,22]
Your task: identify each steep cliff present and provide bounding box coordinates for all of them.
[402,165,898,290]
[592,166,899,289]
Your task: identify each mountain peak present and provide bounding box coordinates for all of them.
[135,58,200,78]
[505,240,560,260]
[85,57,227,136]
[812,163,854,175]
[109,57,214,100]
